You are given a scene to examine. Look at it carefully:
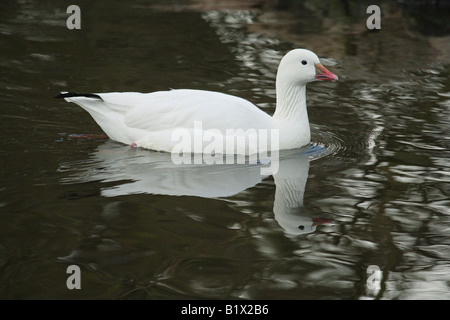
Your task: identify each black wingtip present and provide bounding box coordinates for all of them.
[54,92,103,100]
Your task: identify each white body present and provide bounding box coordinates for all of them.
[61,49,337,154]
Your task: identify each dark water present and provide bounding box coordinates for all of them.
[0,0,449,300]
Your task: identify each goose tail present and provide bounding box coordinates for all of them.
[54,91,103,100]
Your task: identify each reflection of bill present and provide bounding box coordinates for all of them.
[170,121,279,175]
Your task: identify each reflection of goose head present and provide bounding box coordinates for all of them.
[272,155,330,235]
[60,141,330,235]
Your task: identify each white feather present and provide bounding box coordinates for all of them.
[61,49,337,154]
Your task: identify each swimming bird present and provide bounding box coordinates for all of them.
[55,49,337,154]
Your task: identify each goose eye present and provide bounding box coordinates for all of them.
[298,225,305,230]
[301,60,307,65]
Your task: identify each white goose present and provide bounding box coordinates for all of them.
[56,49,337,153]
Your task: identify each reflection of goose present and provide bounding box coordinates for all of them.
[273,155,330,235]
[56,49,337,153]
[60,141,330,235]
[61,141,265,198]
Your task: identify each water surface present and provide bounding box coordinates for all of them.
[0,0,449,299]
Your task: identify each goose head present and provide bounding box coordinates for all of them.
[277,49,338,86]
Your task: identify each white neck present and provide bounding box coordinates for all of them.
[272,81,310,149]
